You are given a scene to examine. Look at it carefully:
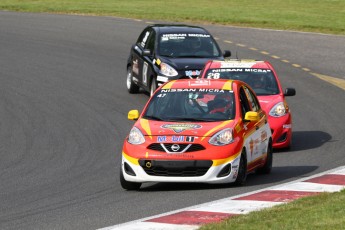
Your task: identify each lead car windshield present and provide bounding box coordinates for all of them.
[142,89,235,122]
[205,68,279,96]
[158,33,221,58]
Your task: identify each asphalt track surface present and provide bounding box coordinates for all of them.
[0,11,344,230]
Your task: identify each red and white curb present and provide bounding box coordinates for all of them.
[100,166,345,230]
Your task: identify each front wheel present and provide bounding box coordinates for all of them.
[234,150,247,186]
[120,168,141,190]
[126,67,139,94]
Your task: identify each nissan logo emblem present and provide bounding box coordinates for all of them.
[171,144,180,152]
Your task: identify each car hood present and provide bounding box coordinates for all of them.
[136,119,234,137]
[257,94,284,112]
[158,56,223,71]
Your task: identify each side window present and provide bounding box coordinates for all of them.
[244,87,260,112]
[145,30,156,52]
[239,87,251,118]
[137,29,151,49]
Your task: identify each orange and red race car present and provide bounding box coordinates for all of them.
[200,60,296,149]
[120,79,272,190]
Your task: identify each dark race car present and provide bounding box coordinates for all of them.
[126,24,231,96]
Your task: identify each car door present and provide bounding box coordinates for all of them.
[131,28,156,90]
[239,86,269,170]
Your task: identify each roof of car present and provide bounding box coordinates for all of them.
[161,79,236,91]
[207,59,272,69]
[148,24,210,34]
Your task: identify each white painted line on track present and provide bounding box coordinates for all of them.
[270,181,345,193]
[99,166,345,230]
[189,200,283,214]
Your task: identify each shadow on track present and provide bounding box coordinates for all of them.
[276,130,332,153]
[138,165,318,192]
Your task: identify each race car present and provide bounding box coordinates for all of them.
[200,59,296,149]
[120,79,273,190]
[126,24,231,96]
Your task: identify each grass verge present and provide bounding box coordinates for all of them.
[200,189,345,230]
[0,0,344,35]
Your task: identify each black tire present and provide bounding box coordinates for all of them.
[257,140,273,174]
[120,168,141,190]
[126,67,139,94]
[150,77,157,97]
[234,150,247,186]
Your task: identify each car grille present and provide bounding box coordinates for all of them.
[139,159,212,177]
[147,143,205,153]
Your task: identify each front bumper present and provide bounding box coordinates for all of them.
[121,152,242,184]
[269,114,292,149]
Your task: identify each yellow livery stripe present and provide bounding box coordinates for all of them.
[122,152,139,165]
[201,120,232,141]
[140,119,152,139]
[162,80,176,89]
[222,80,233,90]
[213,151,241,166]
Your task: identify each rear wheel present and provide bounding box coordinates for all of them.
[234,150,247,186]
[120,168,141,190]
[126,67,139,94]
[257,140,273,174]
[150,77,157,97]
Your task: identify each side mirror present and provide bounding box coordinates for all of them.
[128,110,140,120]
[244,111,260,122]
[223,50,231,58]
[284,88,296,96]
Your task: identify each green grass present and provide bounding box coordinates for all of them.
[200,189,345,230]
[0,0,344,35]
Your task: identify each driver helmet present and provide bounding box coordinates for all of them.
[188,37,202,50]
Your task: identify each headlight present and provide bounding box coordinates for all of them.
[160,63,178,77]
[269,102,287,117]
[127,127,145,145]
[209,128,234,146]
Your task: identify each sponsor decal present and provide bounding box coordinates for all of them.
[186,136,195,142]
[261,130,268,142]
[249,138,254,156]
[157,75,169,82]
[162,153,194,159]
[161,124,202,133]
[207,68,271,79]
[132,59,139,75]
[189,79,211,86]
[161,34,186,40]
[283,124,292,129]
[157,136,167,142]
[143,62,148,85]
[161,33,210,40]
[185,70,201,77]
[188,34,211,38]
[220,62,256,68]
[161,88,197,93]
[157,136,193,142]
[160,88,225,93]
[141,31,150,47]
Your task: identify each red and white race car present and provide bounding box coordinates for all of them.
[120,79,272,190]
[200,60,296,149]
